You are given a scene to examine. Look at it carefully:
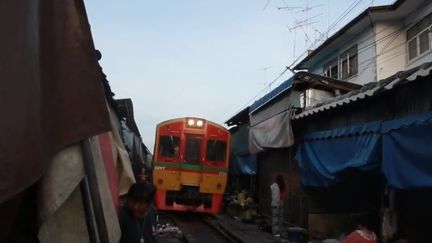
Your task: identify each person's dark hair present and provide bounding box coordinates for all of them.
[275,174,286,193]
[127,182,156,204]
[352,213,374,230]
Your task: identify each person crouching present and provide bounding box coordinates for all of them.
[120,182,157,243]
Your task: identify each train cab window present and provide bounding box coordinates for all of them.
[206,140,226,162]
[185,136,202,164]
[158,135,180,158]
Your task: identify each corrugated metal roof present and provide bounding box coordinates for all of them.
[225,106,249,126]
[294,62,432,120]
[248,72,361,115]
[249,76,294,114]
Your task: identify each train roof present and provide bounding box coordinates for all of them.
[156,117,228,131]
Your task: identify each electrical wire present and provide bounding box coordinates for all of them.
[228,66,290,118]
[263,0,272,10]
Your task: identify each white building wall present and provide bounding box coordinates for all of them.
[405,2,432,69]
[310,25,376,85]
[374,21,406,80]
[355,27,377,84]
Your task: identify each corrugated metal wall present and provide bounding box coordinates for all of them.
[295,77,432,134]
[257,148,308,227]
[292,76,432,240]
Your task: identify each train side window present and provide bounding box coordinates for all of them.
[159,135,180,158]
[185,136,202,164]
[206,140,226,162]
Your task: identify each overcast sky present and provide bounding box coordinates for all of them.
[85,0,393,151]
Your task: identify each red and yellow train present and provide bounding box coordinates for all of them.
[152,117,230,214]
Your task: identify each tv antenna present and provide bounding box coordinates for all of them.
[281,0,325,60]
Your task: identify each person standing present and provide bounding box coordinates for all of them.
[270,174,286,237]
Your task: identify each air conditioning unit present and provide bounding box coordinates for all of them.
[300,89,334,108]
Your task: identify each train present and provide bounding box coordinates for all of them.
[152,117,230,214]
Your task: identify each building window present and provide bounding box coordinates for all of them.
[323,58,338,79]
[407,13,432,62]
[341,55,349,79]
[408,38,418,60]
[323,45,358,80]
[347,46,358,78]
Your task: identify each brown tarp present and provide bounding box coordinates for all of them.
[38,138,122,243]
[0,0,110,204]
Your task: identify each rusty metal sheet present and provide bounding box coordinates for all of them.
[0,0,110,204]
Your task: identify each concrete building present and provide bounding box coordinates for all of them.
[225,72,360,227]
[294,0,432,84]
[225,0,432,239]
[289,0,432,240]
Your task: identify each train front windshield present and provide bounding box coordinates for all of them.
[158,135,180,158]
[206,140,226,162]
[185,135,202,164]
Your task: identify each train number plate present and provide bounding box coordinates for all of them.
[154,166,166,171]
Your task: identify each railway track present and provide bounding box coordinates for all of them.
[168,212,243,243]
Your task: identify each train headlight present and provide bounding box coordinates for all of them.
[217,183,222,190]
[187,119,195,126]
[186,118,205,128]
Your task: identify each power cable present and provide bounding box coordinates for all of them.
[263,0,272,10]
[228,66,291,117]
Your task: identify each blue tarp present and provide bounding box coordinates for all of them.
[230,125,256,175]
[230,154,257,175]
[231,125,249,155]
[249,77,294,114]
[382,111,432,189]
[295,121,382,187]
[296,111,432,188]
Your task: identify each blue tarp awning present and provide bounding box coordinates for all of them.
[230,154,257,176]
[296,111,432,189]
[382,111,432,189]
[295,121,382,187]
[229,125,256,175]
